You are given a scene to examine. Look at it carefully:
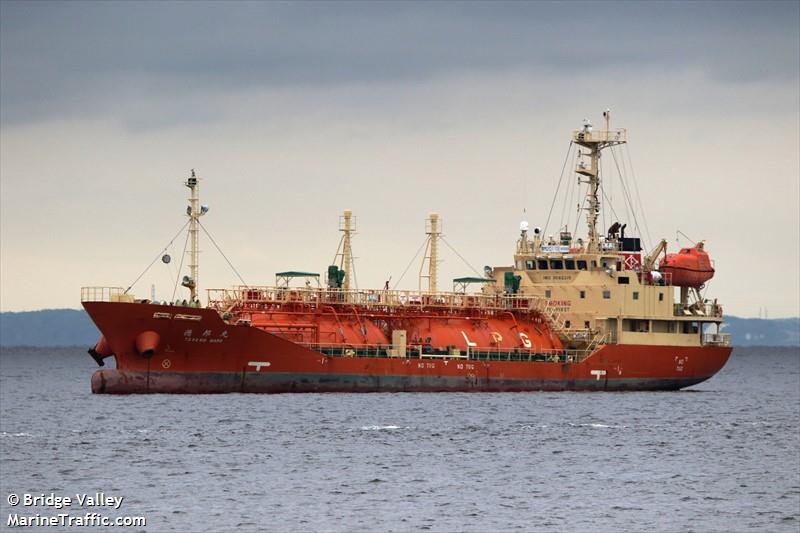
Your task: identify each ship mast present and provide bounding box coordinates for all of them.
[574,110,626,254]
[419,213,441,292]
[183,170,203,301]
[339,209,355,290]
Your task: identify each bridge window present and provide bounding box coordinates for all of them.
[537,260,549,270]
[565,259,575,269]
[550,259,563,269]
[545,289,552,298]
[617,276,630,285]
[652,320,675,333]
[526,260,535,270]
[633,291,639,300]
[623,319,650,332]
[564,320,571,328]
[580,290,586,299]
[577,260,588,270]
[602,290,611,299]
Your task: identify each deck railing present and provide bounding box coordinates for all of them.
[80,286,128,303]
[701,333,731,347]
[207,286,547,314]
[572,128,627,144]
[674,302,724,318]
[294,341,596,364]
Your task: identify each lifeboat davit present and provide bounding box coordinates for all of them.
[658,242,715,288]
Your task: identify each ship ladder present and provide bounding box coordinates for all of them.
[585,332,609,355]
[541,303,570,342]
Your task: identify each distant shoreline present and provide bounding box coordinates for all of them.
[1,310,798,348]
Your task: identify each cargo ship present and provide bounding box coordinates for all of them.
[82,112,732,393]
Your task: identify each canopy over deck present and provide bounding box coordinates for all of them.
[453,276,496,293]
[276,271,321,287]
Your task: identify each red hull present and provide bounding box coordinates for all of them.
[83,302,732,394]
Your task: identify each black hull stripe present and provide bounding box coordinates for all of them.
[92,370,710,394]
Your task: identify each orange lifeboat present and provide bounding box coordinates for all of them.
[658,242,714,288]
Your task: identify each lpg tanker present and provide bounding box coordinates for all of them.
[82,113,732,393]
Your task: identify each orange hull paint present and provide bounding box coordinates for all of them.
[83,301,732,394]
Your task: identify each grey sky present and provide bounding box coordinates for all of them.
[3,2,797,125]
[1,1,798,316]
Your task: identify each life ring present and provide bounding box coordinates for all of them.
[519,332,532,349]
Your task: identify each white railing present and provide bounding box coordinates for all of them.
[674,302,724,318]
[702,333,731,347]
[293,341,597,364]
[206,285,546,313]
[80,286,128,302]
[572,128,627,143]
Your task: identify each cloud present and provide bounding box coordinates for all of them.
[1,1,797,127]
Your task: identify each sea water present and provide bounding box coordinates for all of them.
[1,347,798,532]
